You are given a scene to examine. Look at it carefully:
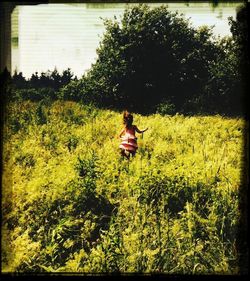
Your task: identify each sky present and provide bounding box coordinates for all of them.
[11,2,242,78]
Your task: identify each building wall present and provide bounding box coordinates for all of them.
[0,2,14,72]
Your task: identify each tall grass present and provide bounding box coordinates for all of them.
[2,101,244,274]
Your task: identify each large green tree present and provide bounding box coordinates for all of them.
[80,4,221,114]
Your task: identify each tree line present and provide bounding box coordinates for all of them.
[2,3,248,116]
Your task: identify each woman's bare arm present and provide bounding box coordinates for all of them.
[119,128,125,138]
[134,126,148,134]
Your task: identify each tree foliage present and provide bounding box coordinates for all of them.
[9,68,76,102]
[6,4,247,116]
[200,3,248,116]
[228,3,249,117]
[12,68,76,91]
[81,4,223,114]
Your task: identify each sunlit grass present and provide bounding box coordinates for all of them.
[2,100,244,274]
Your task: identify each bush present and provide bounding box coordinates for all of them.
[11,88,56,102]
[156,100,176,116]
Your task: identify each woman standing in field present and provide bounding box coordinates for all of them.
[119,111,148,159]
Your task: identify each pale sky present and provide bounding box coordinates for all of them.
[12,3,242,78]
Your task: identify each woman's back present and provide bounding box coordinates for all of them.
[123,125,137,140]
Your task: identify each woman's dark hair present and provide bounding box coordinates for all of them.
[123,110,133,128]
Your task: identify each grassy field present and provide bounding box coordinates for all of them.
[1,100,245,274]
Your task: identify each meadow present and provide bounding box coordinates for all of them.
[2,100,245,274]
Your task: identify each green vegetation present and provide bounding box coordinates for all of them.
[2,101,244,274]
[8,4,247,116]
[59,4,246,116]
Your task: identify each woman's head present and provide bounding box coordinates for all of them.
[123,110,133,127]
